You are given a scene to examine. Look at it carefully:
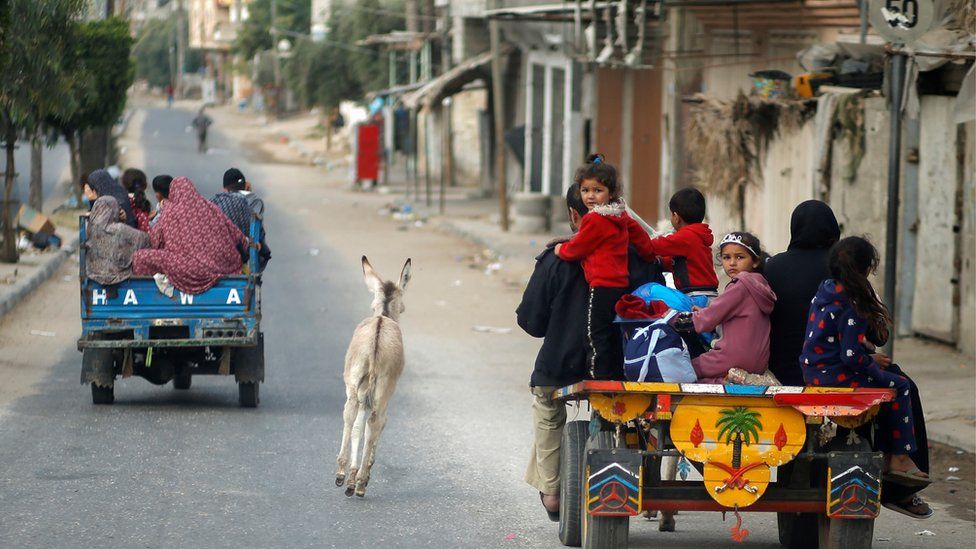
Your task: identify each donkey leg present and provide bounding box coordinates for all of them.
[345,404,370,497]
[659,456,678,531]
[354,409,389,497]
[334,394,359,486]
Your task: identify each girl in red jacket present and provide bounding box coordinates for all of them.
[554,154,654,379]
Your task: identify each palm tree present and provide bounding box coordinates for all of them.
[716,407,763,469]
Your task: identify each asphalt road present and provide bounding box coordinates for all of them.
[0,103,970,548]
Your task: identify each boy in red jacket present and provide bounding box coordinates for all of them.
[650,188,720,306]
[554,154,654,379]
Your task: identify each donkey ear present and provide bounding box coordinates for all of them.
[398,258,412,290]
[362,256,383,293]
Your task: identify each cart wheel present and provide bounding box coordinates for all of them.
[91,383,114,405]
[582,430,629,549]
[777,512,819,548]
[558,420,589,547]
[238,382,259,408]
[173,369,192,390]
[817,514,873,549]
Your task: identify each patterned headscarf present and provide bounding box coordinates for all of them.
[212,192,252,238]
[88,169,139,229]
[85,196,150,286]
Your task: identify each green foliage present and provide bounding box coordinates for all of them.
[235,0,311,60]
[0,0,86,136]
[716,407,763,446]
[131,14,204,88]
[65,18,135,132]
[281,0,403,111]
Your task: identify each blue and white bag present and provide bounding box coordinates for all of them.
[620,311,697,383]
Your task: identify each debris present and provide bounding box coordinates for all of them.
[945,475,961,481]
[452,279,462,287]
[309,248,320,256]
[876,537,891,542]
[948,466,960,473]
[484,262,503,275]
[915,530,936,536]
[30,330,56,337]
[956,450,965,455]
[504,533,516,540]
[472,325,512,335]
[414,220,425,227]
[62,275,73,282]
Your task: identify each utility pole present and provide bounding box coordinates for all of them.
[271,0,281,116]
[176,0,186,98]
[489,18,509,231]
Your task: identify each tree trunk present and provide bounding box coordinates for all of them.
[2,137,19,263]
[80,126,109,180]
[29,133,42,212]
[732,434,742,469]
[68,132,82,205]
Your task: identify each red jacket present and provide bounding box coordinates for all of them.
[649,223,719,291]
[557,202,654,288]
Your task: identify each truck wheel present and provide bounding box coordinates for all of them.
[559,420,589,547]
[239,382,259,408]
[173,369,192,390]
[817,514,873,549]
[582,430,629,549]
[778,512,819,548]
[91,383,114,405]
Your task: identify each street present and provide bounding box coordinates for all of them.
[0,102,971,548]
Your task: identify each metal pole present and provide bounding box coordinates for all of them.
[882,51,907,358]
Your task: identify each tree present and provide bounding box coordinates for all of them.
[716,407,763,469]
[0,0,85,262]
[131,13,203,89]
[234,0,311,60]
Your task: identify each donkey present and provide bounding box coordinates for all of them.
[335,256,411,497]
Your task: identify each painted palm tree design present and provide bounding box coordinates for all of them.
[716,407,763,469]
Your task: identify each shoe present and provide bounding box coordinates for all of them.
[539,492,559,522]
[153,273,175,298]
[883,494,933,519]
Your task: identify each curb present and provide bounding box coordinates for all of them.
[437,218,506,258]
[0,235,80,320]
[925,428,976,455]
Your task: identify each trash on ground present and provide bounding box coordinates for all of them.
[956,450,965,455]
[309,248,320,256]
[484,262,503,275]
[62,275,73,282]
[452,279,462,287]
[504,534,516,540]
[915,530,936,536]
[30,330,56,337]
[945,475,961,481]
[472,325,512,335]
[876,537,891,542]
[948,466,960,472]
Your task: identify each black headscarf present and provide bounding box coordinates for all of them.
[787,200,840,250]
[88,169,139,229]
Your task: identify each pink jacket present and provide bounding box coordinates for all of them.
[691,271,776,383]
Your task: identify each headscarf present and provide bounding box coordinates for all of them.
[212,192,252,238]
[88,169,139,229]
[787,200,840,251]
[144,177,247,293]
[85,196,150,286]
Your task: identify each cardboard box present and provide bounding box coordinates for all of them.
[17,204,56,236]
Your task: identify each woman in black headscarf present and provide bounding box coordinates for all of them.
[765,200,932,519]
[85,169,139,229]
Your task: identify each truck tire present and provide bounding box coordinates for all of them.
[233,333,265,384]
[582,430,629,549]
[91,383,114,405]
[173,369,192,390]
[239,382,259,408]
[817,514,873,549]
[778,512,819,548]
[559,420,590,547]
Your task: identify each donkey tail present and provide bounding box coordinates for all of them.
[357,316,384,410]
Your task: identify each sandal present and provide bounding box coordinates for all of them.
[884,467,932,487]
[883,494,933,519]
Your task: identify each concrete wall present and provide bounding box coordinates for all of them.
[959,121,975,356]
[450,88,488,186]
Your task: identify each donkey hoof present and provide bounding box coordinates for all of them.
[355,490,366,498]
[335,475,345,487]
[344,485,355,497]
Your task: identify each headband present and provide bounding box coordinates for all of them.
[720,233,759,258]
[591,156,603,165]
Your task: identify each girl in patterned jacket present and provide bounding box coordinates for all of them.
[800,236,929,486]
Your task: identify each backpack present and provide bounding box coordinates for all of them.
[620,310,697,383]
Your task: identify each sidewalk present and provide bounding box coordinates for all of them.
[218,102,976,454]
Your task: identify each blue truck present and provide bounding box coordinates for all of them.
[77,215,265,407]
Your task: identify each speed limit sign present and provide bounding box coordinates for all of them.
[869,0,936,44]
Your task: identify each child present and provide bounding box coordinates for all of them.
[150,175,172,227]
[801,236,929,485]
[672,232,776,383]
[554,154,654,379]
[122,168,152,232]
[649,188,720,306]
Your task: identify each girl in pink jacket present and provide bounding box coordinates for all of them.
[673,232,776,383]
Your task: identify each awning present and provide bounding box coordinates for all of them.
[365,82,425,101]
[358,31,437,52]
[485,2,616,22]
[401,46,513,110]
